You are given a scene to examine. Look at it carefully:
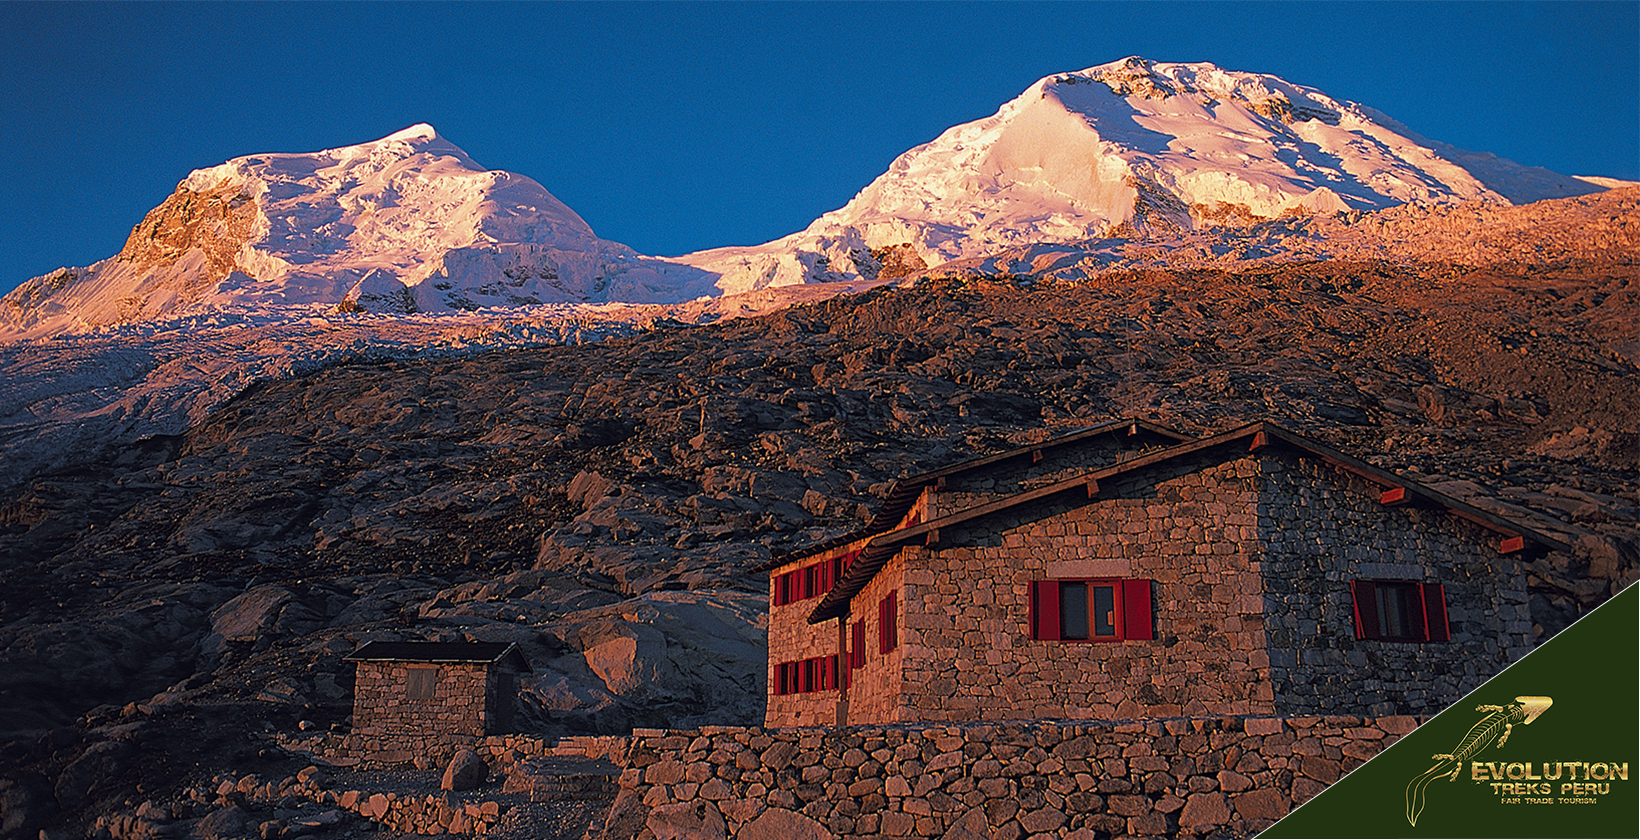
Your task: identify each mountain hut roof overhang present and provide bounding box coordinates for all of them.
[757,418,1190,575]
[344,641,532,672]
[805,419,1567,625]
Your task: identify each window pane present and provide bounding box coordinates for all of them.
[1377,583,1415,639]
[1092,585,1117,637]
[407,667,436,700]
[1061,582,1089,639]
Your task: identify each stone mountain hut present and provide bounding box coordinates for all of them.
[764,418,1565,728]
[343,641,530,764]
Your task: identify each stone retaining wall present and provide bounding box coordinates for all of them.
[603,715,1420,840]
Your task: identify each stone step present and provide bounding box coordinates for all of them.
[501,756,622,802]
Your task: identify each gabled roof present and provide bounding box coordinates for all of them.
[807,420,1567,624]
[344,641,532,672]
[759,418,1189,573]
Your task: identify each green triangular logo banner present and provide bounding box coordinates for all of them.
[1260,582,1638,839]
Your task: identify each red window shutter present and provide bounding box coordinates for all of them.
[1407,582,1429,641]
[889,591,898,651]
[1422,583,1450,642]
[852,621,866,669]
[1122,579,1154,640]
[879,592,898,654]
[1351,580,1380,640]
[1031,580,1062,641]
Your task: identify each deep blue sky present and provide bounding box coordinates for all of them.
[3,2,1636,295]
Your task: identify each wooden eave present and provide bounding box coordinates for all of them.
[760,418,1188,574]
[806,419,1566,624]
[344,641,533,672]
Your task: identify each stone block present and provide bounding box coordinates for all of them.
[647,801,727,840]
[1244,718,1283,736]
[1233,788,1290,821]
[1128,813,1169,835]
[1292,776,1328,804]
[1016,807,1066,834]
[881,811,917,836]
[1179,792,1229,830]
[1107,794,1149,817]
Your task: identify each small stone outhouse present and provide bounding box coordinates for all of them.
[343,641,530,763]
[765,419,1564,728]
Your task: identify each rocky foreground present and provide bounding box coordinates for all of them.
[1,258,1637,838]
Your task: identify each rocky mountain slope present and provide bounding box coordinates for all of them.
[2,188,1632,506]
[2,249,1636,837]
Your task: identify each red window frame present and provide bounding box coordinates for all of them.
[1030,578,1154,642]
[1351,580,1449,642]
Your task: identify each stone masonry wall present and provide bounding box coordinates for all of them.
[768,553,849,728]
[892,455,1270,723]
[604,715,1421,840]
[1255,451,1532,716]
[843,551,907,725]
[343,662,494,765]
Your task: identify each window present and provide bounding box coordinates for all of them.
[772,552,855,606]
[772,654,842,695]
[406,666,437,700]
[1030,579,1153,642]
[878,591,898,654]
[1351,580,1449,642]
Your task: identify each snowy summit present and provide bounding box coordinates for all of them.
[0,57,1616,338]
[678,57,1607,290]
[0,124,712,338]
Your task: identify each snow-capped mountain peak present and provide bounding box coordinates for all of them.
[0,126,715,339]
[3,59,1617,339]
[676,56,1605,289]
